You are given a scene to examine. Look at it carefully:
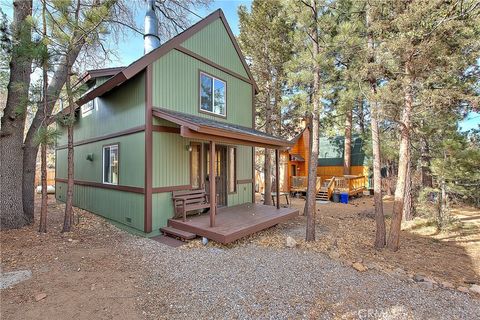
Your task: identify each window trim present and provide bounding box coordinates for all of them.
[81,98,95,116]
[102,143,120,185]
[227,146,237,194]
[198,70,227,119]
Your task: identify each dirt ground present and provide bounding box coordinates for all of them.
[247,195,480,288]
[1,194,479,319]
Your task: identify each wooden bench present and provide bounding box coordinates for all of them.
[172,189,214,222]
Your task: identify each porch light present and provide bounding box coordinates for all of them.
[186,145,193,152]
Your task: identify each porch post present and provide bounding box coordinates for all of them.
[275,149,280,210]
[209,140,216,227]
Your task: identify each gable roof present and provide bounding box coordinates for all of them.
[76,9,258,107]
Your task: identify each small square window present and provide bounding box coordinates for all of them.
[81,99,95,116]
[103,144,119,185]
[199,72,226,116]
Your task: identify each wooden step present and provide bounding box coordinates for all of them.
[160,226,196,240]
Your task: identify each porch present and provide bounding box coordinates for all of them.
[168,203,299,244]
[153,107,297,243]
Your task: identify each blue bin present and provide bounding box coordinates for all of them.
[340,192,349,204]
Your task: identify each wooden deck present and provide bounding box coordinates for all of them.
[168,203,299,244]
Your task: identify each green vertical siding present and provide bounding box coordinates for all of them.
[55,131,145,233]
[57,72,145,146]
[152,50,252,127]
[152,192,174,232]
[151,132,253,227]
[235,145,253,179]
[227,183,252,206]
[152,132,190,188]
[56,182,144,231]
[56,132,144,187]
[182,19,249,78]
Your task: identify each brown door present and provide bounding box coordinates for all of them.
[205,145,228,206]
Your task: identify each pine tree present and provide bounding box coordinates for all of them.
[238,0,292,205]
[0,0,34,230]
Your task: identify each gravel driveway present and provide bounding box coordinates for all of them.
[127,237,480,320]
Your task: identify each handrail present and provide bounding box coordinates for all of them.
[348,176,365,192]
[327,177,335,199]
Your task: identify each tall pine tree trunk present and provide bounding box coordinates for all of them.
[0,0,33,230]
[402,152,414,221]
[305,0,320,242]
[387,60,414,251]
[343,107,352,175]
[22,44,84,221]
[420,134,432,188]
[62,70,75,232]
[38,1,49,233]
[367,3,386,249]
[38,143,48,233]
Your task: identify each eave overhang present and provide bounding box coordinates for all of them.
[152,107,292,149]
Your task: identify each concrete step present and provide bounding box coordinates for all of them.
[160,226,196,240]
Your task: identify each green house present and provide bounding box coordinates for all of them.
[54,9,296,240]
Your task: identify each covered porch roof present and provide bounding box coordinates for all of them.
[152,107,292,149]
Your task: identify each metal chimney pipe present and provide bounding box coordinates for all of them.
[144,0,160,54]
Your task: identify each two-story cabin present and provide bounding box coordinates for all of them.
[54,9,298,243]
[280,125,369,200]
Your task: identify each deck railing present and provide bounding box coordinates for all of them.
[291,175,365,197]
[334,175,366,195]
[290,176,322,193]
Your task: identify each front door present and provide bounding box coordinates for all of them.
[205,145,228,207]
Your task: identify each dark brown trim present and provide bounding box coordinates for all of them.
[251,85,256,203]
[216,10,259,93]
[56,125,145,150]
[55,178,144,194]
[152,125,180,134]
[198,69,227,119]
[275,149,280,210]
[237,179,254,184]
[54,9,259,120]
[152,185,192,193]
[73,67,125,90]
[209,140,216,227]
[152,108,292,148]
[180,126,285,150]
[177,46,253,86]
[144,64,153,233]
[73,10,227,109]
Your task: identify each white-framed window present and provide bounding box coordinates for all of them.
[81,99,95,116]
[199,71,226,117]
[103,144,119,185]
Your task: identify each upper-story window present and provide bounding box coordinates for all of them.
[81,99,95,117]
[199,72,226,117]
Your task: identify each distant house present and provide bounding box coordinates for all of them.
[280,125,369,199]
[54,9,297,242]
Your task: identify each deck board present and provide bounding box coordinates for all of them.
[168,203,299,244]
